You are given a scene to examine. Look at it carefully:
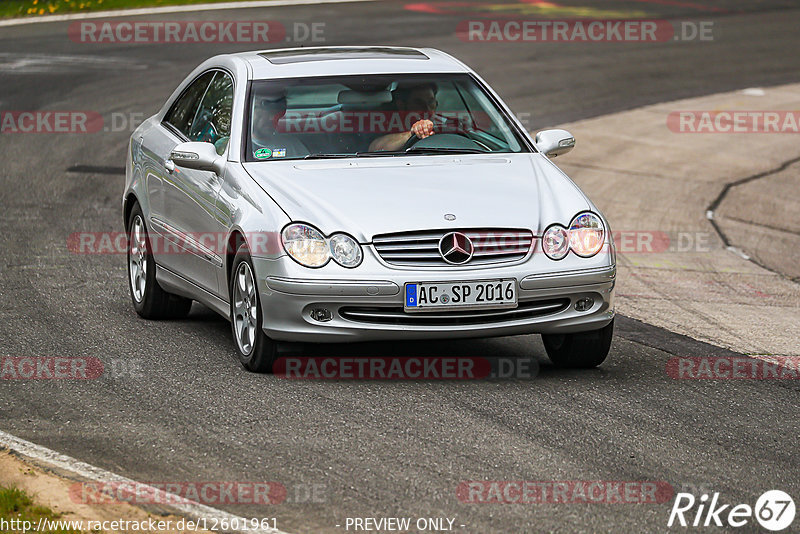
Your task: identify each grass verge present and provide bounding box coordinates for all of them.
[0,485,83,533]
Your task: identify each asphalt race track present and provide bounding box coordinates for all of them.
[1,1,799,532]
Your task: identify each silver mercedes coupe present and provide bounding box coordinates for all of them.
[124,46,616,373]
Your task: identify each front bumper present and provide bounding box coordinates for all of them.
[254,252,616,342]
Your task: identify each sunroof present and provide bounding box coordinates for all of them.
[259,47,429,65]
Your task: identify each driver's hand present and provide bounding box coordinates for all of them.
[411,119,435,139]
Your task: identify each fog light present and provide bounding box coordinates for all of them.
[574,297,594,312]
[310,308,333,322]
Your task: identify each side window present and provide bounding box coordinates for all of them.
[188,71,234,155]
[163,71,215,138]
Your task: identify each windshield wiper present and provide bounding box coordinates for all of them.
[354,151,404,157]
[303,153,357,159]
[404,147,486,154]
[303,148,487,160]
[354,148,487,157]
[305,152,407,159]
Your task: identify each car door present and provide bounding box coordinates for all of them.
[143,70,212,235]
[147,70,233,297]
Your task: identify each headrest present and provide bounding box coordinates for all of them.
[337,90,392,106]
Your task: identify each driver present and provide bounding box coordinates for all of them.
[368,83,438,152]
[251,88,309,159]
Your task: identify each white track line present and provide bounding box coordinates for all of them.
[0,429,293,534]
[0,0,375,27]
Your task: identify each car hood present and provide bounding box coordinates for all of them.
[243,153,592,241]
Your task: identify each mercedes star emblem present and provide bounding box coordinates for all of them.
[438,232,474,265]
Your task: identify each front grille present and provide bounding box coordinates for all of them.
[372,228,534,266]
[339,298,569,326]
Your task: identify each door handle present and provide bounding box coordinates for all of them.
[164,159,175,173]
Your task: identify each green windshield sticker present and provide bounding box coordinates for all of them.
[254,148,272,159]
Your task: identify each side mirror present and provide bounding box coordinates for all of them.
[535,129,575,158]
[169,141,224,174]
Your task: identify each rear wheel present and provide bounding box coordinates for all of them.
[127,203,192,319]
[230,244,277,373]
[542,319,614,369]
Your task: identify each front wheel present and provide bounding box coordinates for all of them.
[542,319,614,369]
[230,244,277,373]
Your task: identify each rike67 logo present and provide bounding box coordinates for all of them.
[668,490,795,531]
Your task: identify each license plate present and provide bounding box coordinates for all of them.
[404,279,517,312]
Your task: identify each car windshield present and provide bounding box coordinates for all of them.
[245,73,530,161]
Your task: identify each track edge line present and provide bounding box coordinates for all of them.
[0,429,294,534]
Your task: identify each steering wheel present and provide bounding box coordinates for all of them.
[401,119,474,151]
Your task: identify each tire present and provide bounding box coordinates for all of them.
[229,244,277,373]
[126,203,192,319]
[542,318,614,369]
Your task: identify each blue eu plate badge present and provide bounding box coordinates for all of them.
[405,284,418,307]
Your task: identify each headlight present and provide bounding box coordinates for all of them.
[542,225,569,260]
[569,212,605,257]
[281,224,363,268]
[281,223,329,267]
[329,233,363,268]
